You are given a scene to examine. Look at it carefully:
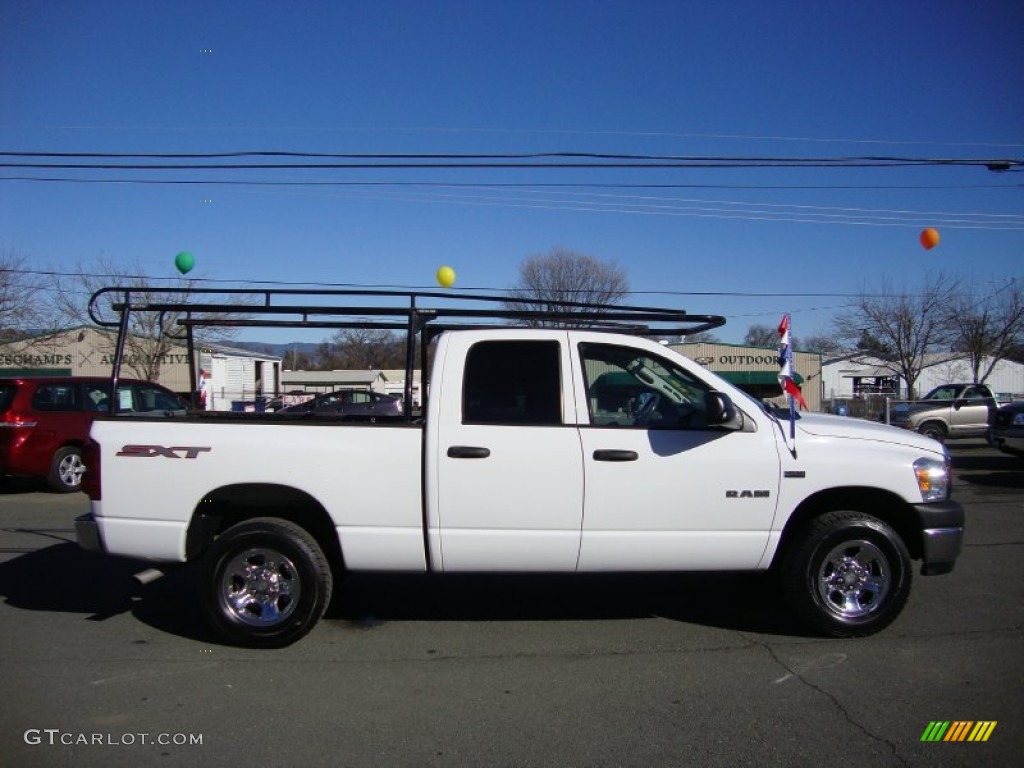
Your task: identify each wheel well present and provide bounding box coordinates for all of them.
[185,483,343,571]
[777,487,924,563]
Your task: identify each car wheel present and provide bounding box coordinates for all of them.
[918,422,947,443]
[48,446,84,493]
[781,510,911,637]
[200,518,333,648]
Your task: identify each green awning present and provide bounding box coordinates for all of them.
[0,368,73,377]
[716,370,803,386]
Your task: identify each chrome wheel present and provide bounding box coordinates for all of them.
[782,510,911,637]
[201,518,333,647]
[49,446,85,492]
[58,452,84,488]
[219,547,300,627]
[816,539,890,619]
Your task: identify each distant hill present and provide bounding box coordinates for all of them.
[229,341,322,358]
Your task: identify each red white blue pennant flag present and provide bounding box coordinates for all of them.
[778,314,808,438]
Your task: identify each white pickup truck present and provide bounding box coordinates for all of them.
[75,288,964,647]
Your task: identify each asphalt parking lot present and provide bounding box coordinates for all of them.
[1,440,1021,767]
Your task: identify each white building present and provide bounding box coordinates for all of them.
[197,342,282,411]
[280,369,388,394]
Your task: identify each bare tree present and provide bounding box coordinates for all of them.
[744,324,782,348]
[0,247,45,341]
[317,328,405,370]
[49,258,245,381]
[801,333,844,356]
[946,280,1024,384]
[834,274,960,399]
[505,247,629,327]
[744,323,840,353]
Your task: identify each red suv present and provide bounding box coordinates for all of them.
[0,376,187,492]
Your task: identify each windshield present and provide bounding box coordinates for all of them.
[922,386,959,401]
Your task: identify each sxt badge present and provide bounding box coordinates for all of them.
[117,445,211,459]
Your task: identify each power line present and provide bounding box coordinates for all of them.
[6,267,1021,301]
[2,176,1020,192]
[0,149,1020,171]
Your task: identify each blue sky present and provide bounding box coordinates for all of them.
[1,0,1021,345]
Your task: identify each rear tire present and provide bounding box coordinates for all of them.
[48,446,84,493]
[781,510,911,637]
[200,518,333,648]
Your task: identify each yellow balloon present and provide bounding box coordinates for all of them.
[436,265,456,288]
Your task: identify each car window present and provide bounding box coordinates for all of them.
[961,386,988,402]
[31,383,80,411]
[350,391,372,404]
[579,342,712,429]
[924,386,958,401]
[83,383,111,412]
[463,340,562,426]
[137,384,184,411]
[115,385,137,412]
[0,384,16,411]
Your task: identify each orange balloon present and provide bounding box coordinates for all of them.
[920,227,940,250]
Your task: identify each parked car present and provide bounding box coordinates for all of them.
[276,389,403,417]
[888,383,997,442]
[988,401,1024,457]
[0,376,187,492]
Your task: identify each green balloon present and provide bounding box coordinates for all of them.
[175,251,195,274]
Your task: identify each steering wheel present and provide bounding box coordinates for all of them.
[634,393,661,424]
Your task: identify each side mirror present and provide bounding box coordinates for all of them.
[953,398,967,411]
[705,390,743,430]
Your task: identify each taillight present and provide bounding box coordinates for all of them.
[0,410,37,428]
[81,438,101,500]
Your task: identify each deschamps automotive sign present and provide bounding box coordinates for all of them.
[0,352,191,368]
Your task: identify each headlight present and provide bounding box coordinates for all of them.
[914,456,951,502]
[1013,412,1024,426]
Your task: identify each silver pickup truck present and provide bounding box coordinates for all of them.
[888,383,997,442]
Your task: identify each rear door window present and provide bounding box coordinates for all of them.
[31,383,80,411]
[462,340,562,426]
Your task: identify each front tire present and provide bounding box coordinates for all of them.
[781,511,911,637]
[48,446,84,493]
[200,518,333,648]
[918,422,947,443]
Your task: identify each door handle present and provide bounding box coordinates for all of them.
[447,446,491,459]
[593,449,638,462]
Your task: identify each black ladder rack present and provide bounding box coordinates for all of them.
[88,286,727,419]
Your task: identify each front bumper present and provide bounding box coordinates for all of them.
[989,429,1024,456]
[912,499,964,575]
[74,513,104,553]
